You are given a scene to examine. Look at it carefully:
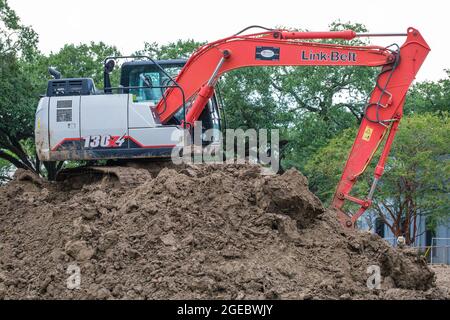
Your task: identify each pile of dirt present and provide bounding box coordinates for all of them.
[431,265,450,297]
[0,164,447,299]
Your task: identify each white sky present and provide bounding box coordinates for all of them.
[8,0,449,82]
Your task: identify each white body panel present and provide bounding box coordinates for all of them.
[35,97,51,160]
[128,100,159,128]
[48,96,80,150]
[80,94,128,140]
[129,126,183,147]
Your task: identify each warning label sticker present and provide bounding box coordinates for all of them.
[362,126,373,141]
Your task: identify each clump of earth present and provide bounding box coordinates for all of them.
[0,164,446,299]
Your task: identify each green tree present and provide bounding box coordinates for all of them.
[404,70,450,114]
[0,157,12,182]
[1,1,121,179]
[0,0,40,178]
[272,22,376,121]
[281,111,356,170]
[305,113,450,244]
[36,42,122,88]
[0,0,37,59]
[218,67,293,131]
[135,39,204,60]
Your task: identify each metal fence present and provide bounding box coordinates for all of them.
[382,237,450,265]
[429,238,450,265]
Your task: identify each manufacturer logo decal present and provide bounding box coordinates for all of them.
[301,50,357,62]
[260,49,275,58]
[256,46,280,61]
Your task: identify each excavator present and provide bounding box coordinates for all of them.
[34,26,430,229]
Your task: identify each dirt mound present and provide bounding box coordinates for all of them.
[0,164,446,299]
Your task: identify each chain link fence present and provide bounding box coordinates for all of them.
[382,237,450,265]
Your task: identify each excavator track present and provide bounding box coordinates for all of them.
[56,165,152,186]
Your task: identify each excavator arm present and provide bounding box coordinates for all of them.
[155,27,430,228]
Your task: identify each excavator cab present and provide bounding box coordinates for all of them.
[120,59,185,104]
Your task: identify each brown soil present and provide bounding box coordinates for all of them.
[0,164,447,300]
[431,265,450,297]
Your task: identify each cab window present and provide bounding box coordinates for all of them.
[128,65,182,103]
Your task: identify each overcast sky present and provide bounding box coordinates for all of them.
[8,0,449,82]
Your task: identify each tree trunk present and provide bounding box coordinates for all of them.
[44,161,58,181]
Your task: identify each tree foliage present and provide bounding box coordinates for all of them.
[404,70,450,114]
[0,0,38,60]
[135,39,205,60]
[305,113,450,243]
[0,157,11,182]
[0,0,40,176]
[31,42,122,89]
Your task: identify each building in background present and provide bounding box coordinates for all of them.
[369,215,450,264]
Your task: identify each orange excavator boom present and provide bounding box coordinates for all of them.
[154,27,430,228]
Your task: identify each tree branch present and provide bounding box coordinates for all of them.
[0,149,27,170]
[373,202,396,235]
[0,129,35,171]
[270,80,320,113]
